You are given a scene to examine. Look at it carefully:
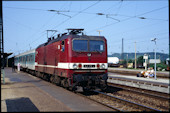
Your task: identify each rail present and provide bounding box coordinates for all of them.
[107,76,169,94]
[108,83,170,101]
[76,90,161,111]
[93,90,161,111]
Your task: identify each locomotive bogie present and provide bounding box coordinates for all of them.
[72,72,108,91]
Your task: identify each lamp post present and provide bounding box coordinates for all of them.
[135,41,137,69]
[151,38,157,80]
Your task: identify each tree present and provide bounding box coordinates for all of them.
[120,60,127,65]
[128,59,133,63]
[137,56,143,65]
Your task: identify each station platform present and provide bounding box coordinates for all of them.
[108,67,169,78]
[108,72,169,94]
[1,68,112,112]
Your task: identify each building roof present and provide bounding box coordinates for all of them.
[2,53,13,57]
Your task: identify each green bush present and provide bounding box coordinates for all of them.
[149,63,168,70]
[128,59,133,63]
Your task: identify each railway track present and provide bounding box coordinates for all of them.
[105,85,169,111]
[107,75,169,94]
[108,83,169,101]
[75,81,169,111]
[76,90,161,111]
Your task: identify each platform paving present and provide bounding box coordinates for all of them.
[108,67,169,78]
[1,68,113,112]
[108,72,169,84]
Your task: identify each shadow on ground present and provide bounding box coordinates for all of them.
[5,97,39,112]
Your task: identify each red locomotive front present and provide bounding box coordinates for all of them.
[35,29,108,91]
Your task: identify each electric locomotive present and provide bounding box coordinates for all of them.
[15,29,108,91]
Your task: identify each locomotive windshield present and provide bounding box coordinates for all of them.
[73,39,104,52]
[73,40,88,51]
[89,40,104,52]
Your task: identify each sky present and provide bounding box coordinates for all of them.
[2,0,169,57]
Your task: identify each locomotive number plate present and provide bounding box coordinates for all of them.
[84,65,95,69]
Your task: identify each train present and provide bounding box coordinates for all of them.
[14,29,108,91]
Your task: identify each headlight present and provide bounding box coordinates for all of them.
[78,64,82,69]
[73,64,77,69]
[97,64,100,69]
[101,64,105,69]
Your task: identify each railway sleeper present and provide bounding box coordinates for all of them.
[96,91,160,111]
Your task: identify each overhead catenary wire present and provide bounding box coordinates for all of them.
[75,15,99,28]
[28,1,103,49]
[4,6,70,45]
[109,36,168,48]
[5,5,167,40]
[8,1,102,53]
[103,0,123,14]
[50,1,101,37]
[87,5,168,34]
[115,0,123,15]
[108,21,168,40]
[4,16,35,30]
[23,13,58,47]
[4,1,168,54]
[4,6,47,11]
[24,31,47,50]
[108,36,168,54]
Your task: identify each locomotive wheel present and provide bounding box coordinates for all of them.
[36,71,40,78]
[46,74,51,82]
[56,76,61,86]
[26,69,29,73]
[62,79,69,89]
[100,80,108,91]
[101,82,108,92]
[42,73,46,79]
[83,87,90,92]
[50,75,55,84]
[41,74,44,79]
[61,79,65,88]
[101,85,107,92]
[33,71,36,76]
[69,83,77,91]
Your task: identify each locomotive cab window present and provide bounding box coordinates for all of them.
[73,40,88,52]
[89,40,104,52]
[72,39,104,52]
[61,40,65,51]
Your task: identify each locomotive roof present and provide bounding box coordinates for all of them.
[36,34,105,49]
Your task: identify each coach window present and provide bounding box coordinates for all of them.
[30,55,31,61]
[28,55,30,61]
[30,55,32,61]
[61,40,65,52]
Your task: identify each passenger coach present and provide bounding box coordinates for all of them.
[14,49,35,73]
